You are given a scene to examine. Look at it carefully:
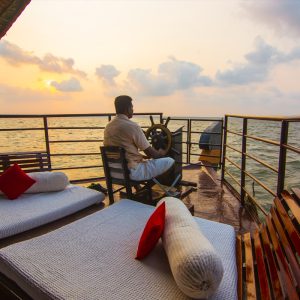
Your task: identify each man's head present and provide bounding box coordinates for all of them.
[114,95,133,118]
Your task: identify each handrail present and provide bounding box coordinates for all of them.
[226,114,300,121]
[3,111,296,217]
[0,113,163,184]
[223,115,300,216]
[245,153,278,173]
[1,113,223,184]
[0,113,162,118]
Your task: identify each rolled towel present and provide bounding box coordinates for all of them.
[26,171,69,193]
[157,197,224,299]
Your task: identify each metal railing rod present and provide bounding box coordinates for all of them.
[0,113,163,118]
[283,143,300,154]
[244,170,276,197]
[187,119,191,164]
[189,118,223,122]
[43,117,51,169]
[0,128,44,131]
[52,165,102,171]
[0,113,131,118]
[226,129,243,137]
[224,169,271,216]
[221,116,228,181]
[226,114,299,121]
[224,168,241,187]
[70,176,105,184]
[219,119,224,166]
[226,144,242,154]
[190,153,220,158]
[242,187,268,216]
[277,120,288,195]
[240,118,248,205]
[51,153,100,156]
[225,156,241,170]
[190,142,221,146]
[49,140,102,143]
[245,134,280,146]
[190,131,221,134]
[181,162,217,168]
[245,153,278,173]
[48,126,106,130]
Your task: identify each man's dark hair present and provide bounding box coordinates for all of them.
[114,95,132,114]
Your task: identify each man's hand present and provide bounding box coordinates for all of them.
[157,148,167,157]
[144,146,168,159]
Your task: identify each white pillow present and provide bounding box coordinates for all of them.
[26,171,69,193]
[157,197,224,299]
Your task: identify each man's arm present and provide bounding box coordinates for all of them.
[144,146,167,159]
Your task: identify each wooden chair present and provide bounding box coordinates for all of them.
[237,189,300,299]
[100,146,155,205]
[0,151,51,174]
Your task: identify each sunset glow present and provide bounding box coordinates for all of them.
[1,0,300,116]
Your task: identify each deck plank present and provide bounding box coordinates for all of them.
[181,165,257,234]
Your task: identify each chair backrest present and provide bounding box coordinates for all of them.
[100,146,133,204]
[237,190,300,299]
[0,151,51,174]
[100,146,131,184]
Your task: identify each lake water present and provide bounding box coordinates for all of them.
[0,115,299,213]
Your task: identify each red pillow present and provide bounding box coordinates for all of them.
[0,164,36,200]
[136,202,166,260]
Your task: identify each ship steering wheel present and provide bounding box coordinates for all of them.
[145,118,172,153]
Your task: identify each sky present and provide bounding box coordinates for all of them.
[0,0,300,117]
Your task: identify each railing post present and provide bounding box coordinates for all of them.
[43,116,52,169]
[187,119,191,164]
[277,120,289,196]
[240,118,248,205]
[160,113,163,124]
[221,116,228,182]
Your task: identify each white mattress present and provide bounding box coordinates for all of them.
[0,185,105,239]
[0,199,237,299]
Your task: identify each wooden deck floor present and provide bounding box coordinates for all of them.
[180,164,258,234]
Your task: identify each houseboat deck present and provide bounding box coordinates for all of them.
[0,164,257,249]
[181,164,257,234]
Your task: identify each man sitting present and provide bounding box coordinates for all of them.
[104,95,174,181]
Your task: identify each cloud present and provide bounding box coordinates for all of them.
[216,37,300,85]
[50,77,82,92]
[95,65,120,84]
[127,57,212,96]
[0,83,68,104]
[0,40,86,77]
[243,1,300,36]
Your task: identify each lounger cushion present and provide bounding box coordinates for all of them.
[0,185,105,239]
[136,202,165,260]
[0,164,36,200]
[158,197,224,299]
[26,172,69,193]
[0,199,237,299]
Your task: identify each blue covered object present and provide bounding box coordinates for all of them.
[199,121,222,150]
